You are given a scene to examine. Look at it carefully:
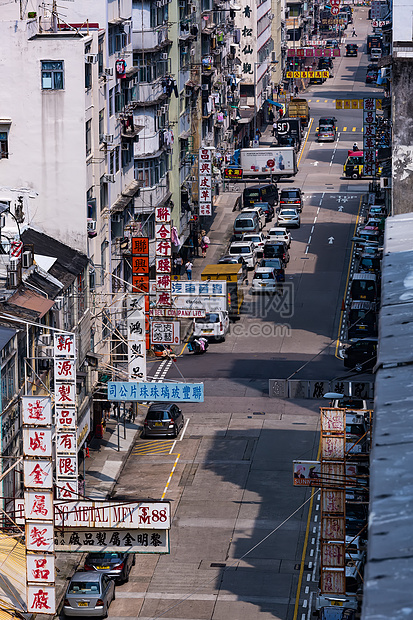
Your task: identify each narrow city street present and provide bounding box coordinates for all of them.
[91,7,380,620]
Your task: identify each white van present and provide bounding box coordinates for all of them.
[228,241,257,268]
[370,47,382,60]
[233,213,260,240]
[193,311,230,341]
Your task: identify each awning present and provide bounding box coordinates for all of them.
[266,99,284,109]
[179,130,191,140]
[6,288,55,318]
[111,179,143,213]
[0,533,26,616]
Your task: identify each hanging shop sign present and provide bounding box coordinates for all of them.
[108,381,204,403]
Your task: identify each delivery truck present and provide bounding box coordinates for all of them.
[237,147,297,181]
[275,117,302,150]
[286,98,310,127]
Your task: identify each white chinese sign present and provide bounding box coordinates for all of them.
[54,500,171,529]
[26,522,54,553]
[22,397,52,426]
[151,321,180,345]
[25,491,54,521]
[23,460,53,489]
[363,98,377,177]
[26,555,55,584]
[27,586,56,614]
[23,428,53,457]
[55,529,170,553]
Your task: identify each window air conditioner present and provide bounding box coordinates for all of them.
[85,54,98,64]
[104,67,114,76]
[156,109,163,116]
[9,257,19,271]
[87,220,97,231]
[8,272,18,288]
[380,177,391,188]
[161,53,168,60]
[103,174,116,183]
[22,250,33,269]
[40,334,52,346]
[102,134,114,145]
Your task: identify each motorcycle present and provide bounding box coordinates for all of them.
[187,337,209,355]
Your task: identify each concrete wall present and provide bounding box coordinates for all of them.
[392,58,413,214]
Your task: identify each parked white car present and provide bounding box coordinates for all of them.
[241,206,266,230]
[193,311,230,341]
[228,241,256,269]
[251,267,280,294]
[267,227,292,247]
[277,208,300,228]
[241,232,266,250]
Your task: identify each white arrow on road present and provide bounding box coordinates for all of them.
[313,161,319,166]
[338,205,344,212]
[328,236,335,244]
[337,196,349,203]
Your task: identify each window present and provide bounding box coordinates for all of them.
[99,109,105,142]
[85,119,92,156]
[85,45,92,90]
[115,147,120,173]
[134,156,167,188]
[98,36,104,75]
[100,176,108,210]
[109,150,115,175]
[41,61,64,90]
[0,132,8,159]
[109,88,114,116]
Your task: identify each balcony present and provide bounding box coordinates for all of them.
[132,26,169,51]
[134,131,162,157]
[130,80,166,106]
[134,179,171,214]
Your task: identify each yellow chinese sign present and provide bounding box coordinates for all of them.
[336,99,382,110]
[286,71,329,79]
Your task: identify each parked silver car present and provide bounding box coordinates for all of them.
[63,571,115,617]
[142,402,184,438]
[84,551,135,583]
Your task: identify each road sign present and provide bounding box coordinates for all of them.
[267,159,275,167]
[331,6,340,15]
[336,98,382,110]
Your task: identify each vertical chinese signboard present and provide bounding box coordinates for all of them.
[22,396,56,614]
[155,206,172,307]
[127,295,147,381]
[54,334,79,501]
[237,4,255,85]
[198,147,214,216]
[131,237,150,295]
[319,408,346,595]
[363,98,377,178]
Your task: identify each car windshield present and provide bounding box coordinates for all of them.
[230,246,250,254]
[88,553,122,560]
[261,259,282,268]
[195,313,219,324]
[235,219,254,228]
[281,191,300,198]
[270,230,284,236]
[349,310,374,323]
[337,399,364,409]
[68,582,101,594]
[244,236,260,243]
[346,424,365,435]
[280,210,297,216]
[254,272,275,280]
[245,191,260,200]
[146,410,170,420]
[319,126,333,132]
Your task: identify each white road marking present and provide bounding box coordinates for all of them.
[311,226,314,234]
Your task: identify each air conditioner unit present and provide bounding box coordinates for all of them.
[271,51,277,63]
[85,54,98,64]
[87,220,97,231]
[201,84,209,90]
[54,297,64,311]
[161,53,168,60]
[190,47,196,55]
[102,134,114,145]
[156,109,163,117]
[8,272,18,288]
[380,177,392,188]
[104,67,114,76]
[9,257,19,272]
[112,213,122,223]
[39,334,52,347]
[103,174,116,183]
[22,250,33,269]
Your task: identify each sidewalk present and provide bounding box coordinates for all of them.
[53,414,145,617]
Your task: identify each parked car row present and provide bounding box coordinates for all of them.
[63,552,136,616]
[342,200,387,372]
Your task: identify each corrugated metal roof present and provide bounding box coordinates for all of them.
[7,288,55,319]
[0,533,26,616]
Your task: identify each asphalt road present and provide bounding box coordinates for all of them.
[107,8,378,620]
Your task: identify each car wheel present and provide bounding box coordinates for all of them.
[351,172,359,180]
[172,424,178,438]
